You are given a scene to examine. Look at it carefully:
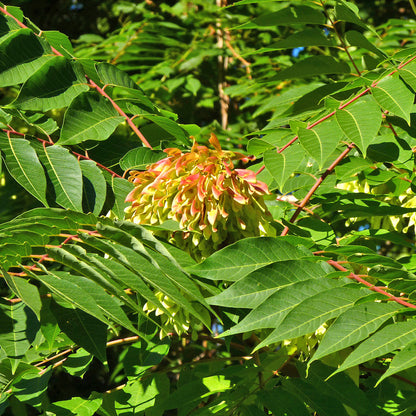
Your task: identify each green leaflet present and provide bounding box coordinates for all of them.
[79,159,107,215]
[27,269,110,327]
[189,237,311,281]
[274,56,350,80]
[253,5,325,26]
[10,57,89,112]
[38,145,83,211]
[207,259,330,309]
[0,29,53,87]
[109,176,134,219]
[335,96,382,156]
[310,302,403,365]
[398,60,416,91]
[1,269,41,318]
[263,143,305,191]
[254,286,371,351]
[376,342,416,386]
[0,301,39,372]
[298,119,343,168]
[119,147,165,171]
[59,91,124,145]
[222,278,345,338]
[345,30,386,58]
[372,75,413,124]
[46,397,102,416]
[283,378,350,416]
[334,319,416,376]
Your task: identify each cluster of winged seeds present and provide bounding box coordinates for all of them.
[125,134,274,260]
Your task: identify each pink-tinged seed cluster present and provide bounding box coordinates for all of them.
[125,134,274,259]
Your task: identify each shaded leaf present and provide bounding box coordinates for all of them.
[275,56,350,80]
[80,160,107,215]
[0,29,53,87]
[11,57,89,111]
[376,342,416,385]
[253,5,325,26]
[50,300,107,362]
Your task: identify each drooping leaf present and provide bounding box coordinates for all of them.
[372,75,413,124]
[59,91,124,145]
[28,269,110,326]
[50,300,107,362]
[11,57,89,111]
[345,30,386,58]
[61,273,138,334]
[0,134,48,206]
[1,269,42,318]
[335,96,382,156]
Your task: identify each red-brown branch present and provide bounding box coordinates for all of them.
[327,259,416,309]
[280,143,354,236]
[86,77,153,149]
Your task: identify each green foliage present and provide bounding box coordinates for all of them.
[2,0,416,414]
